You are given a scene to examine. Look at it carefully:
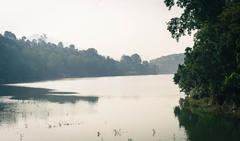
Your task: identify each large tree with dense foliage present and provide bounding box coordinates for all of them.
[165,0,240,105]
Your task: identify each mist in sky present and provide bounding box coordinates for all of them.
[0,0,193,60]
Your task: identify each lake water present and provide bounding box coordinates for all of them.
[0,75,239,141]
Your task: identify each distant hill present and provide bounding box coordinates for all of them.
[0,31,158,84]
[150,53,184,74]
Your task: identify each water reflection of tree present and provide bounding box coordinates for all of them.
[174,106,240,141]
[0,85,99,125]
[0,85,99,104]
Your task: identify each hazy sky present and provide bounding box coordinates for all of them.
[0,0,193,60]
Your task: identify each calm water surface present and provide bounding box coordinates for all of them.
[0,75,239,141]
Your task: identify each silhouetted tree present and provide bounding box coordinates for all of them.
[165,0,240,105]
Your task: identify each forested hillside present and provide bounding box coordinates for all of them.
[0,31,157,83]
[150,53,184,74]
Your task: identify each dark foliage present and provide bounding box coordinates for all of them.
[0,32,157,83]
[165,0,240,105]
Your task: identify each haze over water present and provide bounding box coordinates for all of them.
[0,75,239,141]
[0,75,186,141]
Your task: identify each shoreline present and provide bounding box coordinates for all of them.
[0,73,173,85]
[178,97,240,119]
